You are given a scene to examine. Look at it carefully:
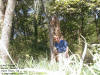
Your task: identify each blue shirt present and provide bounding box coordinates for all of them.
[55,40,68,53]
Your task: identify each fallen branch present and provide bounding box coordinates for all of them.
[77,35,88,75]
[80,35,87,61]
[0,40,18,69]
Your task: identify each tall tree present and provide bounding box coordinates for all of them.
[40,0,55,60]
[0,0,16,64]
[0,0,4,34]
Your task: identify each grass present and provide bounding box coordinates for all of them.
[16,52,100,75]
[0,49,100,75]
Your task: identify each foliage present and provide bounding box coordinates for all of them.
[8,0,100,66]
[1,0,100,74]
[48,0,100,53]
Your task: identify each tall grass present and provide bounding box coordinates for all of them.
[17,52,100,75]
[0,47,100,75]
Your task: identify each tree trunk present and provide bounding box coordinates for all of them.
[95,13,99,43]
[78,29,81,45]
[48,22,54,61]
[33,16,38,49]
[0,0,16,64]
[0,0,4,35]
[40,0,54,60]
